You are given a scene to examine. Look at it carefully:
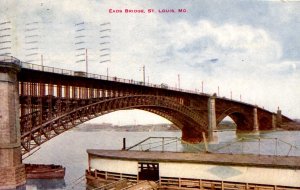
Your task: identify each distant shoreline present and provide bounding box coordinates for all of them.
[72,121,236,132]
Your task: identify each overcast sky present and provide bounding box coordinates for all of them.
[1,0,300,125]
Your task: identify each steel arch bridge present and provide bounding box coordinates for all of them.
[15,62,292,155]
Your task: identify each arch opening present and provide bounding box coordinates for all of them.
[217,116,237,131]
[86,109,172,126]
[217,110,252,131]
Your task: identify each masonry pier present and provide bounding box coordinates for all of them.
[253,107,259,131]
[0,57,26,189]
[208,95,218,142]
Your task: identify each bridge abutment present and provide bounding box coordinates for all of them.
[0,58,26,189]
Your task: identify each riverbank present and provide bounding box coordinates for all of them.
[281,121,300,130]
[72,121,237,132]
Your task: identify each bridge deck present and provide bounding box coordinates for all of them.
[87,149,300,169]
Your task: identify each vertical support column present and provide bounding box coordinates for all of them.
[253,107,259,131]
[208,96,217,131]
[208,95,217,142]
[272,114,277,130]
[276,107,282,128]
[0,58,26,189]
[66,85,70,99]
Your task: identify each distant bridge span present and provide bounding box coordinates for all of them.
[0,57,293,188]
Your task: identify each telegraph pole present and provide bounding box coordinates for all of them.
[0,21,11,56]
[74,21,86,71]
[99,22,111,76]
[24,21,40,63]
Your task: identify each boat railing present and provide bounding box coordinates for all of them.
[212,136,300,156]
[126,137,186,152]
[125,136,205,153]
[125,136,300,156]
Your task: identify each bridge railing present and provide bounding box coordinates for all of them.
[1,55,283,113]
[20,61,211,97]
[2,57,278,113]
[0,55,21,66]
[18,61,281,113]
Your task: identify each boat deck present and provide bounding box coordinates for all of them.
[87,149,300,169]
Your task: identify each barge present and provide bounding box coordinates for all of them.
[86,149,300,189]
[25,164,65,179]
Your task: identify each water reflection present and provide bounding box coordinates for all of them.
[26,179,66,190]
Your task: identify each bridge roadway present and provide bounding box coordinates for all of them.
[0,57,293,189]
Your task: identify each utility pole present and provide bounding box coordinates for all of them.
[178,74,180,89]
[85,48,88,74]
[41,54,44,68]
[99,22,111,76]
[201,81,204,93]
[106,67,109,79]
[25,21,40,63]
[0,21,12,56]
[143,65,145,84]
[74,21,86,71]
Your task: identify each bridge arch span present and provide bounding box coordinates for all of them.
[216,107,253,131]
[21,95,207,154]
[142,107,208,142]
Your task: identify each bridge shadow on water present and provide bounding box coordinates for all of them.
[26,179,66,190]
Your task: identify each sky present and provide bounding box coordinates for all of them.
[1,0,300,125]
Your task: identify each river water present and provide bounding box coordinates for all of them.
[23,128,300,190]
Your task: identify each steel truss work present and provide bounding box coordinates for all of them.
[20,93,207,154]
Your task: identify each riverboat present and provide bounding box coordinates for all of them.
[85,137,300,190]
[25,164,65,179]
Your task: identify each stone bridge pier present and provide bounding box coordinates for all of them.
[208,96,218,142]
[0,59,26,189]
